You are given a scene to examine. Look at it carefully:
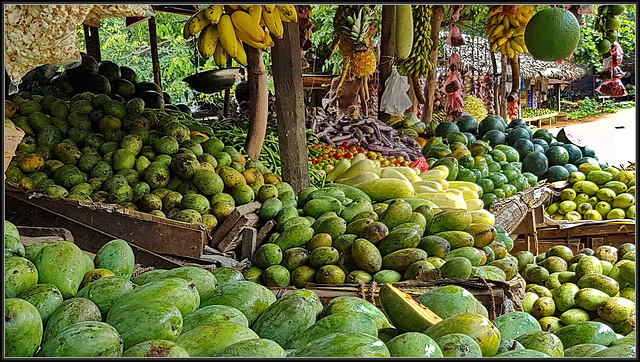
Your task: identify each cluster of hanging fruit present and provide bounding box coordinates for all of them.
[183,5,298,67]
[486,5,535,59]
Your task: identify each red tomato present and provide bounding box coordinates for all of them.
[342,142,350,149]
[334,154,343,160]
[345,151,354,160]
[356,147,365,154]
[317,156,323,161]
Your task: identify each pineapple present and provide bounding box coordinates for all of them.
[332,5,378,91]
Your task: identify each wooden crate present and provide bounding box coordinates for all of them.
[6,186,207,259]
[268,271,525,320]
[5,126,25,174]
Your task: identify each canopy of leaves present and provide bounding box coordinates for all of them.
[571,13,635,71]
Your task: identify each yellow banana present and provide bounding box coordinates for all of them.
[276,5,298,22]
[248,4,262,23]
[217,15,238,58]
[497,36,508,46]
[263,5,276,13]
[263,31,275,47]
[213,41,229,67]
[514,27,526,36]
[497,14,505,23]
[510,39,524,54]
[231,10,266,43]
[505,27,516,38]
[233,38,248,66]
[508,16,520,28]
[491,42,499,52]
[513,36,526,48]
[183,9,209,39]
[262,7,284,39]
[490,16,499,25]
[488,6,503,17]
[500,43,507,55]
[240,5,251,10]
[224,5,238,14]
[235,29,270,50]
[205,5,223,24]
[197,24,218,59]
[227,5,241,11]
[492,24,504,36]
[502,16,510,30]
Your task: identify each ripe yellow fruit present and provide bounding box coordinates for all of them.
[217,15,238,58]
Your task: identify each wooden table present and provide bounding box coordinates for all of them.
[523,112,558,128]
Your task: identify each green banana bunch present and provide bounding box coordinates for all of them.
[397,5,433,77]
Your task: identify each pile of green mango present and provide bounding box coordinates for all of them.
[4,220,636,357]
[514,244,635,342]
[251,183,521,288]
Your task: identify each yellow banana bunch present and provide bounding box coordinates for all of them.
[397,5,433,77]
[197,24,218,59]
[486,5,534,58]
[217,14,238,58]
[276,5,298,23]
[205,5,223,24]
[183,9,209,39]
[262,5,284,39]
[187,5,299,66]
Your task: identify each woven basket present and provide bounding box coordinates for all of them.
[5,126,25,174]
[491,182,557,233]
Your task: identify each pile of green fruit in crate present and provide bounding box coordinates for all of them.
[515,244,635,349]
[545,167,635,221]
[5,88,282,235]
[249,182,520,288]
[5,220,635,357]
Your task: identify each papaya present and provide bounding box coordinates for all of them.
[32,241,87,298]
[4,298,44,357]
[417,285,488,320]
[174,321,259,357]
[4,256,39,299]
[378,227,421,256]
[287,332,390,357]
[379,283,443,333]
[182,304,249,333]
[435,333,483,358]
[424,313,502,356]
[108,277,200,318]
[146,266,218,300]
[386,332,443,357]
[210,267,245,286]
[17,283,64,325]
[199,281,275,325]
[76,276,136,316]
[216,338,287,358]
[554,321,617,348]
[440,257,472,278]
[340,198,374,223]
[38,321,123,357]
[563,343,608,357]
[515,330,564,357]
[252,295,317,348]
[106,300,183,349]
[132,269,167,285]
[320,295,392,330]
[93,238,135,280]
[379,200,413,229]
[43,297,102,343]
[122,340,190,357]
[428,209,472,234]
[382,248,429,273]
[351,238,382,274]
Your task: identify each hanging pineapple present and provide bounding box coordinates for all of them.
[331,5,378,94]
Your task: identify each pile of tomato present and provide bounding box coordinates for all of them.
[309,142,411,171]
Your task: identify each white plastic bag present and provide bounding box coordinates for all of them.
[380,66,412,115]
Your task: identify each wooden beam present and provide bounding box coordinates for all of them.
[378,5,395,121]
[422,5,445,124]
[499,53,508,119]
[507,56,520,103]
[272,20,310,193]
[83,25,101,62]
[223,57,232,118]
[148,16,162,89]
[245,45,269,161]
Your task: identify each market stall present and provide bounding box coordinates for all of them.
[5,4,636,359]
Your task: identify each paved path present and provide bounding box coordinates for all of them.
[548,107,636,167]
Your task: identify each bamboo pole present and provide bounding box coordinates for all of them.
[421,5,445,124]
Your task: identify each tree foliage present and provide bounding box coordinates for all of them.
[571,13,635,71]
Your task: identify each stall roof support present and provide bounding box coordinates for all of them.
[272,18,310,193]
[377,5,395,122]
[148,16,162,89]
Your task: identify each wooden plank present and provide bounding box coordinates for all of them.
[148,16,162,89]
[210,202,261,248]
[256,219,277,246]
[377,5,395,122]
[537,223,635,239]
[245,45,269,161]
[83,25,101,61]
[6,189,206,258]
[421,5,445,124]
[272,20,310,193]
[240,227,258,261]
[218,213,261,252]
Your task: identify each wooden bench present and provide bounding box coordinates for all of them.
[523,112,558,128]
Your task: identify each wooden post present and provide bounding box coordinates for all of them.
[245,45,269,161]
[272,20,310,193]
[490,50,499,113]
[83,25,101,62]
[378,5,395,121]
[499,54,508,119]
[507,56,520,103]
[422,5,445,124]
[223,57,232,118]
[148,16,161,89]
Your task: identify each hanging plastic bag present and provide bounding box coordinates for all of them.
[450,5,465,21]
[610,42,624,67]
[596,80,627,97]
[449,53,462,72]
[596,67,625,82]
[578,5,594,15]
[502,5,518,16]
[443,71,462,93]
[446,24,466,47]
[380,66,413,115]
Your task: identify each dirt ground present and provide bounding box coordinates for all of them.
[541,112,619,130]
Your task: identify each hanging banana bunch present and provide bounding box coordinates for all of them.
[486,5,535,59]
[397,5,433,77]
[183,5,298,66]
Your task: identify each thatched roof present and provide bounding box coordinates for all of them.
[437,30,588,81]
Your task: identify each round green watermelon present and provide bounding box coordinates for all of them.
[562,144,583,164]
[435,122,460,138]
[482,130,506,146]
[506,127,531,146]
[545,146,570,166]
[522,152,549,177]
[513,139,535,160]
[478,115,506,138]
[543,165,570,182]
[532,128,553,143]
[455,115,478,134]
